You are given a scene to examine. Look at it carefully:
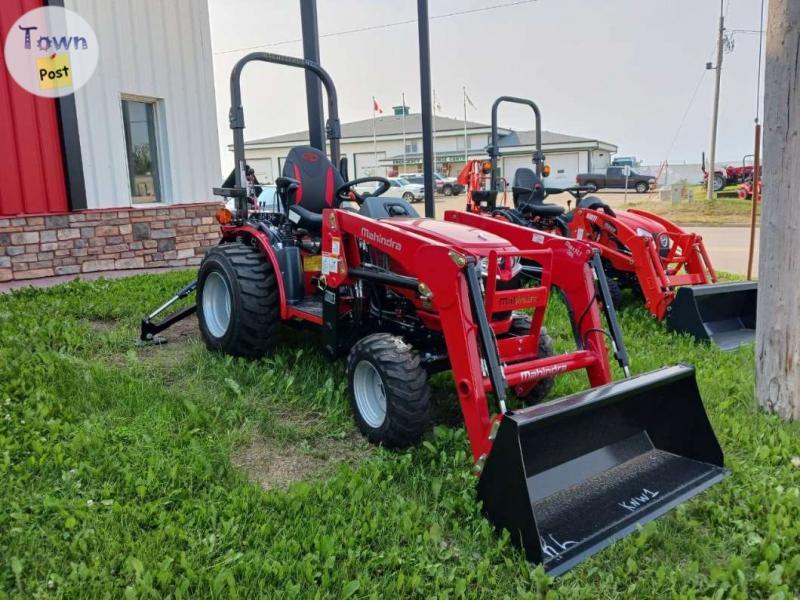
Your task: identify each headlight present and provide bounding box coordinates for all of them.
[478,256,522,277]
[635,227,650,238]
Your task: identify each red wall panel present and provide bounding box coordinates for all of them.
[0,0,69,216]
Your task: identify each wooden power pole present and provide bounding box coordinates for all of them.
[706,0,725,201]
[756,0,800,420]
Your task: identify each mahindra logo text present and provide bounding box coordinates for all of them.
[360,227,402,251]
[518,363,567,381]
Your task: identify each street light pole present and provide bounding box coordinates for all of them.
[706,0,725,201]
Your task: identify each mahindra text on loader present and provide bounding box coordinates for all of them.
[141,53,728,575]
[459,96,757,350]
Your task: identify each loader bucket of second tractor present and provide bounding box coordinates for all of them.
[477,364,727,576]
[666,282,757,350]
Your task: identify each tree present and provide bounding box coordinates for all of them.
[756,0,800,420]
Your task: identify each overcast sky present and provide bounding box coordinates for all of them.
[207,0,766,171]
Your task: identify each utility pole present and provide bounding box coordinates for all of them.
[756,0,800,420]
[706,0,725,200]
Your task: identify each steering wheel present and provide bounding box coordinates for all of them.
[334,177,391,207]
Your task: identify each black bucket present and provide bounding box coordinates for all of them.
[477,365,727,576]
[666,282,757,350]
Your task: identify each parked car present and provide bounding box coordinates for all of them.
[401,173,465,196]
[575,167,655,193]
[354,177,425,203]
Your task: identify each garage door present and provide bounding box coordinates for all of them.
[247,158,274,183]
[546,152,580,187]
[502,152,580,188]
[354,152,388,178]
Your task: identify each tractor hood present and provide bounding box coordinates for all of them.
[614,210,668,236]
[387,218,512,252]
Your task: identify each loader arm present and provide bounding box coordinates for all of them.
[325,209,614,461]
[445,210,613,388]
[626,209,718,284]
[568,208,680,319]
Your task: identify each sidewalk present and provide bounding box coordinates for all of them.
[0,266,192,294]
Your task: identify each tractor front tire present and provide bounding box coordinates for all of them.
[510,315,555,404]
[347,333,431,448]
[197,242,279,358]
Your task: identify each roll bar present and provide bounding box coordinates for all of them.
[488,96,543,190]
[226,52,341,215]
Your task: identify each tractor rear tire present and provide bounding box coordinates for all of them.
[347,333,431,448]
[510,315,555,404]
[197,242,279,358]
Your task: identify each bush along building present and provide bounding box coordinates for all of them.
[0,0,221,283]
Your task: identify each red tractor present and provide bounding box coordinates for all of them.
[702,153,760,192]
[141,54,727,575]
[462,96,757,350]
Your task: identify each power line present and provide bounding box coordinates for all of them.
[663,41,718,161]
[213,0,538,56]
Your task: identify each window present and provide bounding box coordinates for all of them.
[455,136,465,151]
[122,98,163,203]
[405,141,418,154]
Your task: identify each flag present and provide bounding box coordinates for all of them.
[464,89,476,110]
[373,97,383,114]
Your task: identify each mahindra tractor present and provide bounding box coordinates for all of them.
[140,54,727,575]
[460,96,757,350]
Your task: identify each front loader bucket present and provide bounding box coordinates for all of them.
[477,365,727,576]
[667,282,757,350]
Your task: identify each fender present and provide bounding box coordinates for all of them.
[220,224,290,320]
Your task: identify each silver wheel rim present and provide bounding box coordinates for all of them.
[404,193,413,202]
[203,271,232,338]
[353,360,387,429]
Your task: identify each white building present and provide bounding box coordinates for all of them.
[1,0,222,283]
[242,107,617,188]
[66,0,221,209]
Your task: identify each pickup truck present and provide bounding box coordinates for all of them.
[575,167,655,193]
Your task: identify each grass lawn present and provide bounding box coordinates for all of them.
[623,186,760,227]
[1,270,798,598]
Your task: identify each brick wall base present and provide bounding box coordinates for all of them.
[0,203,222,283]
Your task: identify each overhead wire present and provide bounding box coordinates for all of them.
[214,0,539,56]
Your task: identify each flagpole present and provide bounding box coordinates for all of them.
[402,92,407,173]
[463,86,468,163]
[372,96,378,176]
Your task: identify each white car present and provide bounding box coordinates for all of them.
[354,177,424,203]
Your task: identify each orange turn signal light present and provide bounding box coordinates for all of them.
[542,164,551,177]
[215,207,234,225]
[481,160,493,173]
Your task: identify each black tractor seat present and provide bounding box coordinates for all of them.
[280,145,345,231]
[519,202,565,218]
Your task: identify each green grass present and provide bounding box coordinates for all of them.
[1,271,798,598]
[624,186,760,226]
